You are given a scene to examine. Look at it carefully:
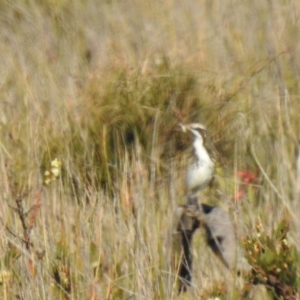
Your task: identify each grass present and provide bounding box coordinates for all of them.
[0,0,300,299]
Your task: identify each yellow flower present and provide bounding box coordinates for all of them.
[43,158,62,185]
[51,167,60,177]
[51,158,62,168]
[51,158,61,177]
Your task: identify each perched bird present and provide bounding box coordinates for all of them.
[179,123,214,205]
[175,123,250,293]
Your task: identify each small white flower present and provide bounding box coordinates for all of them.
[43,158,62,185]
[51,158,61,168]
[50,158,61,177]
[51,167,60,177]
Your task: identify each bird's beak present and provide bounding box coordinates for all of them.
[196,123,207,131]
[179,123,189,132]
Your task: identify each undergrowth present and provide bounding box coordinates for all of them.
[0,1,300,299]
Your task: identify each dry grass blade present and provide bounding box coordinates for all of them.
[0,0,299,298]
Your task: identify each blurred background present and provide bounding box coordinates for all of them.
[0,1,299,299]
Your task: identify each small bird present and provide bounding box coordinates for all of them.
[175,123,250,293]
[179,123,214,205]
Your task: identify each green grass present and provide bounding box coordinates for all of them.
[0,0,300,299]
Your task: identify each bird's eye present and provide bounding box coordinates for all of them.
[194,128,206,137]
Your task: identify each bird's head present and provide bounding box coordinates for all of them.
[179,123,207,143]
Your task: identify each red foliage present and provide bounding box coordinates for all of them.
[234,169,259,201]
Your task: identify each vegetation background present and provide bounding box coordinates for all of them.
[0,0,299,299]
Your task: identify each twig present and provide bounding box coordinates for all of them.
[5,188,44,277]
[28,188,43,231]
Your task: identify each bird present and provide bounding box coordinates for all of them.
[179,123,215,205]
[175,123,250,293]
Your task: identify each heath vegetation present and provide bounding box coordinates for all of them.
[0,0,299,299]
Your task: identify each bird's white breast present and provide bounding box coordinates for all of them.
[185,162,214,192]
[185,137,214,193]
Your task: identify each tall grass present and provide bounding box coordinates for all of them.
[0,0,299,299]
